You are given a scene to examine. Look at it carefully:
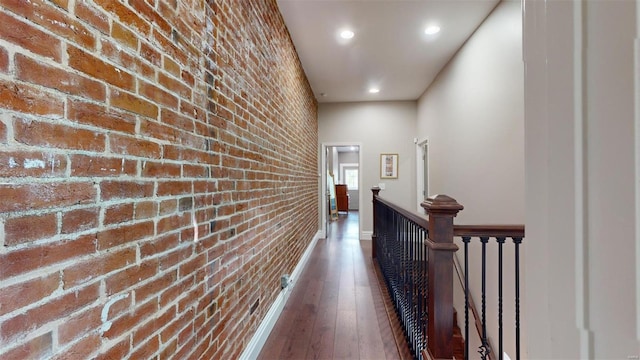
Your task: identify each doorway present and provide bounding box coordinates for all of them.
[321,143,363,239]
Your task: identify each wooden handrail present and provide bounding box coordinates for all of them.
[374,193,430,230]
[453,224,525,238]
[373,189,525,359]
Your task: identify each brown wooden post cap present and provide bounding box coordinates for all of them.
[421,194,464,214]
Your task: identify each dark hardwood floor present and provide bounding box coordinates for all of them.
[258,212,405,360]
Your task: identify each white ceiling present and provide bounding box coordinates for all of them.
[276,0,500,103]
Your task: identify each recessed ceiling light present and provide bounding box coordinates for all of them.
[425,25,441,35]
[369,88,380,94]
[340,30,355,39]
[350,146,356,151]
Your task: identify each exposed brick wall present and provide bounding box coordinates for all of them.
[0,0,318,358]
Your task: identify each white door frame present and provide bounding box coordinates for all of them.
[320,142,364,239]
[415,138,429,213]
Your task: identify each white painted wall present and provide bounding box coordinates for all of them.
[524,0,640,357]
[416,2,525,358]
[319,101,417,238]
[416,0,524,225]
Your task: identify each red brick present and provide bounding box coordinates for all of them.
[130,334,160,360]
[0,234,95,281]
[0,182,96,213]
[139,233,179,259]
[112,21,138,50]
[96,221,154,250]
[4,213,58,246]
[68,46,134,91]
[159,273,193,308]
[100,180,154,201]
[70,154,137,177]
[161,108,195,131]
[104,202,134,225]
[14,118,106,152]
[183,164,208,178]
[104,259,159,296]
[0,121,5,144]
[134,201,157,220]
[94,337,130,360]
[158,71,191,99]
[139,80,179,109]
[157,244,192,271]
[56,306,101,345]
[101,300,154,341]
[100,37,155,80]
[0,150,67,177]
[134,269,177,304]
[75,0,109,34]
[109,134,162,159]
[67,99,136,134]
[163,55,181,77]
[142,160,181,178]
[140,41,161,66]
[0,80,64,117]
[61,207,99,234]
[140,119,183,143]
[156,180,192,196]
[0,331,52,359]
[49,0,68,10]
[0,283,99,341]
[129,0,171,33]
[93,0,151,36]
[110,88,159,118]
[159,199,178,216]
[0,273,59,316]
[16,54,106,101]
[0,12,61,61]
[51,333,101,360]
[160,339,178,359]
[158,213,191,234]
[0,46,8,73]
[2,0,96,49]
[62,247,136,289]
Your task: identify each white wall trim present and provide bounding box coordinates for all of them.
[573,1,592,356]
[360,230,373,241]
[415,138,429,213]
[635,0,640,341]
[239,230,321,360]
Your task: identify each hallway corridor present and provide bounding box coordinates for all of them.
[258,213,403,359]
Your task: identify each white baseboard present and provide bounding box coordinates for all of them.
[239,230,321,360]
[360,230,373,240]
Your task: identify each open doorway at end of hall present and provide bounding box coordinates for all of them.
[322,144,362,239]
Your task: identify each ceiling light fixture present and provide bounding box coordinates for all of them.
[369,88,380,94]
[425,25,441,35]
[340,30,355,39]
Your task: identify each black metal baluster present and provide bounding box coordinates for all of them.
[479,237,491,360]
[497,237,505,360]
[462,236,471,360]
[513,237,522,360]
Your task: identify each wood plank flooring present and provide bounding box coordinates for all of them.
[258,212,404,360]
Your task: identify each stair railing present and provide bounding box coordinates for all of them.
[371,188,525,360]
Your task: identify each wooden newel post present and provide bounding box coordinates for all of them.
[421,194,463,359]
[371,187,381,259]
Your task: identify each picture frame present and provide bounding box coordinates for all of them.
[380,153,398,179]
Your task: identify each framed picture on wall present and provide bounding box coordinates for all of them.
[380,153,398,179]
